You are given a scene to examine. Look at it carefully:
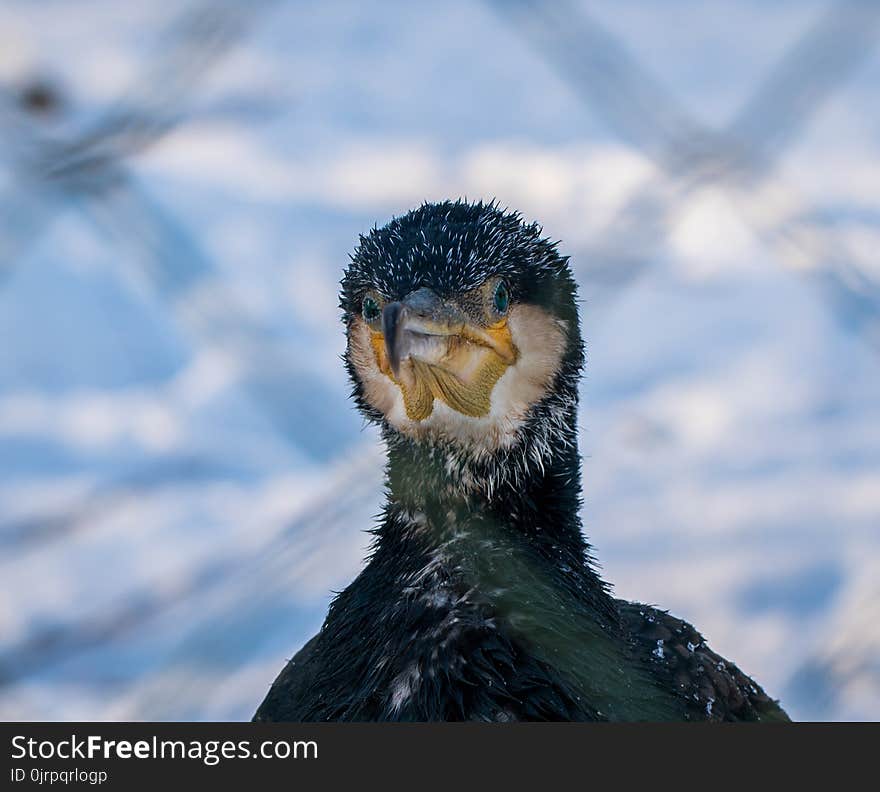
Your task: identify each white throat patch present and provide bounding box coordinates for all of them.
[349,304,568,453]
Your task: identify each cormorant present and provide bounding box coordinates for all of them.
[254,200,789,722]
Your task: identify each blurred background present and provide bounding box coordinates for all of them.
[0,0,878,721]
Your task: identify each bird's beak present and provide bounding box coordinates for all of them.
[372,288,517,421]
[380,299,409,379]
[381,288,516,378]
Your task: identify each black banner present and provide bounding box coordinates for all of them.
[0,722,875,788]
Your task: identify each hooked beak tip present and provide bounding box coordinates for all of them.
[382,302,405,377]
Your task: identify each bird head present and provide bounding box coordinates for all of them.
[341,200,583,456]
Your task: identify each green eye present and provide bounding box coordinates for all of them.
[362,295,381,323]
[493,280,510,315]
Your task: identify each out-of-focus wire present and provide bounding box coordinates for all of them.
[490,0,880,348]
[0,448,382,689]
[1,0,354,460]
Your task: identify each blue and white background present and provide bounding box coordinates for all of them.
[1,0,878,721]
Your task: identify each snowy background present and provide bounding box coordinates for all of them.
[1,0,878,721]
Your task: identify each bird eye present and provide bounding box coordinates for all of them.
[493,280,510,315]
[362,295,381,323]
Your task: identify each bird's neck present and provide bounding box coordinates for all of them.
[371,411,618,627]
[378,402,599,576]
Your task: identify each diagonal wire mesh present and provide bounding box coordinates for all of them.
[490,0,880,348]
[1,0,356,465]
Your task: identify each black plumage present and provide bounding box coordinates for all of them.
[254,200,788,722]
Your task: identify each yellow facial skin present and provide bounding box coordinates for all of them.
[369,319,518,421]
[348,297,567,453]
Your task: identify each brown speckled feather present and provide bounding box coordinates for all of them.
[620,602,789,721]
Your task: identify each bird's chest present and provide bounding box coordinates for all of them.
[364,606,514,720]
[356,563,581,721]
